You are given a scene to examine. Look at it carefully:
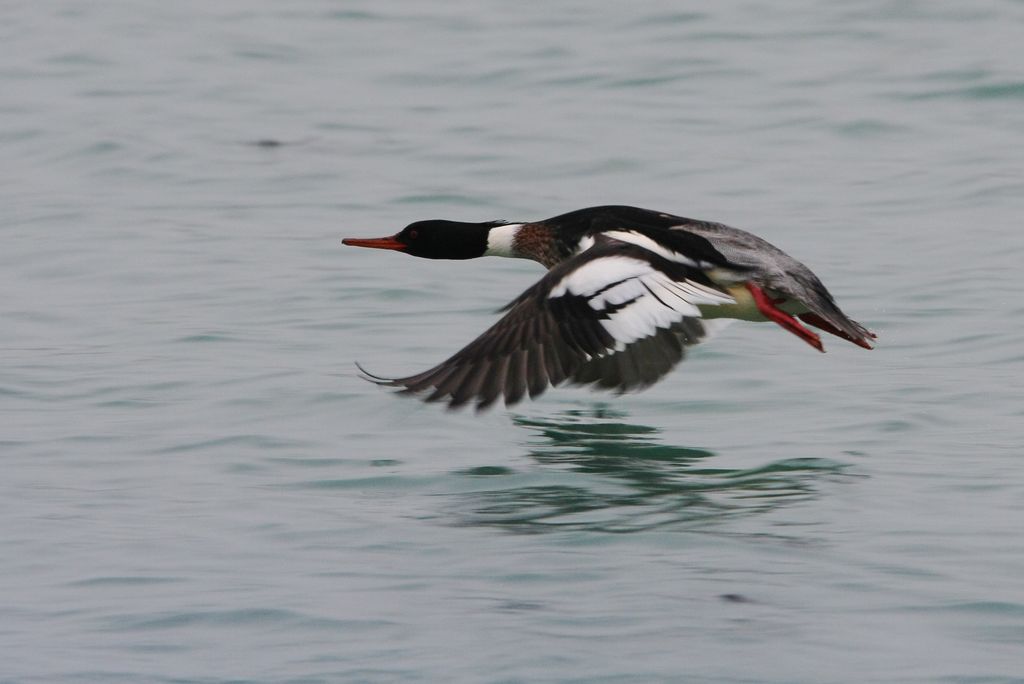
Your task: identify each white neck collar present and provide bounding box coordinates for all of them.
[484,223,523,258]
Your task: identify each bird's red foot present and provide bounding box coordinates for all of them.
[797,313,875,350]
[745,283,824,352]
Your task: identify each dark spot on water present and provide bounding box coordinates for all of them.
[176,333,236,343]
[496,600,545,612]
[460,465,514,476]
[719,593,754,603]
[253,139,284,147]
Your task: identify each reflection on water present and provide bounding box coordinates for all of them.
[451,405,850,533]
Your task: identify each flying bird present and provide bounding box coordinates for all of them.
[343,205,874,410]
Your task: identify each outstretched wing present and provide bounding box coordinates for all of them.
[360,241,736,410]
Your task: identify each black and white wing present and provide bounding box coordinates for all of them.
[359,241,736,410]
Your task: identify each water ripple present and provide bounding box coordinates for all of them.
[906,82,1024,100]
[444,408,853,533]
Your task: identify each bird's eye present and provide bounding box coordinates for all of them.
[408,229,419,240]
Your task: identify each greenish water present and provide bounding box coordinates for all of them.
[3,1,1024,682]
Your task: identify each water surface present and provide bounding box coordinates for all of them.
[3,1,1024,682]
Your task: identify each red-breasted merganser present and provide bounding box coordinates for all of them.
[343,205,875,409]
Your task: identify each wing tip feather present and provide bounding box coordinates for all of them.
[354,361,402,386]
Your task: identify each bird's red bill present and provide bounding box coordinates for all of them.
[342,235,406,250]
